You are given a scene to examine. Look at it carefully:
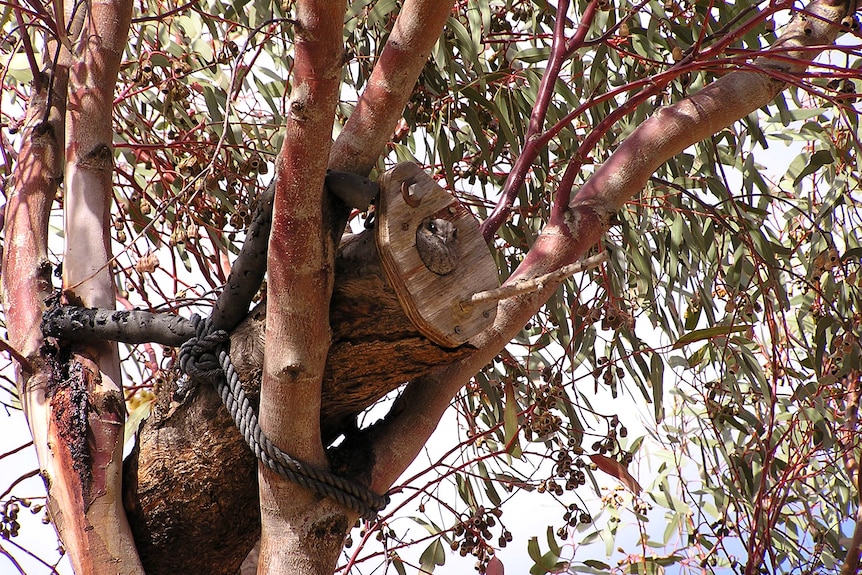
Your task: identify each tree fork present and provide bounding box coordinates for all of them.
[119,226,473,574]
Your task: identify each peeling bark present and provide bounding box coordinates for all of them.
[125,0,461,570]
[2,64,72,573]
[58,0,144,570]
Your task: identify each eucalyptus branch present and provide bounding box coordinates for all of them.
[210,180,274,332]
[329,0,456,176]
[366,0,859,502]
[48,171,372,345]
[0,338,34,373]
[41,183,274,346]
[461,252,608,310]
[481,0,600,241]
[12,0,41,92]
[840,510,862,575]
[839,375,862,575]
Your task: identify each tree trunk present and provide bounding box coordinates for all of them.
[125,228,474,573]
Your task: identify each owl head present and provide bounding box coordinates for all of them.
[418,218,458,243]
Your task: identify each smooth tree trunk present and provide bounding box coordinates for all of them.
[256,1,353,573]
[58,0,144,571]
[124,0,460,570]
[3,62,72,575]
[4,0,145,571]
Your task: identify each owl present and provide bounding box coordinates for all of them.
[415,217,460,275]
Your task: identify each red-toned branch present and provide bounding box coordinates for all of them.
[258,1,348,573]
[11,0,42,91]
[2,62,66,550]
[481,0,600,242]
[841,507,862,575]
[2,87,59,366]
[563,2,851,225]
[329,0,456,175]
[4,0,143,569]
[366,0,856,496]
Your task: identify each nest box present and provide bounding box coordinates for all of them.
[376,162,499,347]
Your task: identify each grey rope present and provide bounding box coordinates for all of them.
[177,314,388,520]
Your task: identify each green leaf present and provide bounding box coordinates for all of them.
[527,535,543,564]
[527,535,567,575]
[202,85,225,124]
[390,552,407,575]
[455,474,477,509]
[513,46,551,64]
[673,325,751,348]
[650,353,665,422]
[367,0,398,24]
[546,525,561,556]
[793,149,834,186]
[418,539,445,573]
[766,107,827,123]
[503,379,522,456]
[477,461,502,506]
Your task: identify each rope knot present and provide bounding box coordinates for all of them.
[176,314,230,398]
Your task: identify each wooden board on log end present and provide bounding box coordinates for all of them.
[376,162,499,347]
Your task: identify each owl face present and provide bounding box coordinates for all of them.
[416,217,460,275]
[418,218,458,243]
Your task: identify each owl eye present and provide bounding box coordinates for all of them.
[451,228,457,239]
[427,221,438,233]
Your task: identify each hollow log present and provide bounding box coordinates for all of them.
[124,228,477,574]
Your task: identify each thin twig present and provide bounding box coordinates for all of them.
[0,339,33,374]
[0,441,33,460]
[461,252,608,309]
[0,468,40,501]
[11,0,41,91]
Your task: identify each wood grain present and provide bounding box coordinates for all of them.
[377,162,498,347]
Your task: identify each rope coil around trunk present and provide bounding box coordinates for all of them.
[177,314,388,520]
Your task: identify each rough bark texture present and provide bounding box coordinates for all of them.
[215,228,453,438]
[327,230,476,433]
[230,228,477,434]
[125,228,473,573]
[123,381,260,575]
